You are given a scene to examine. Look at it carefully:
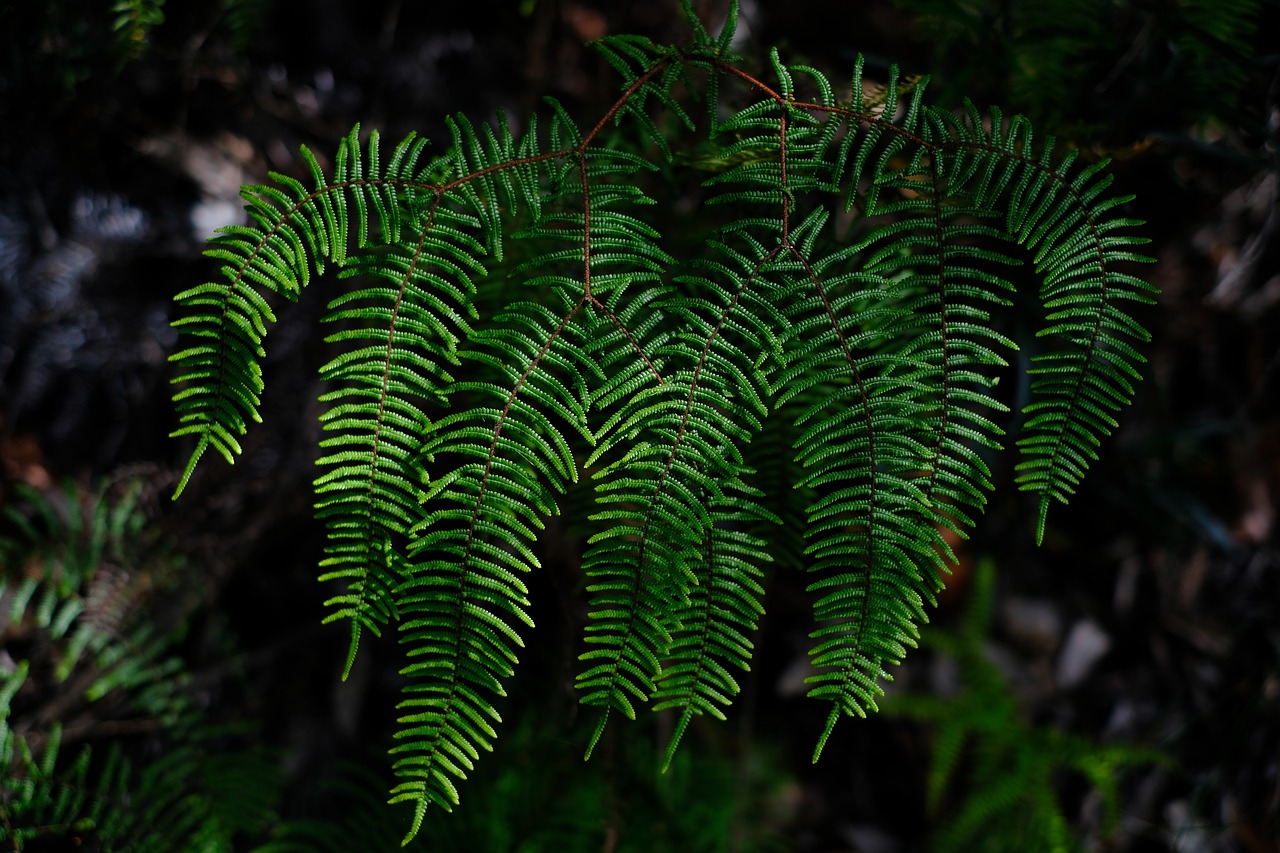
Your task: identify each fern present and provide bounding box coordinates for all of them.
[0,727,274,853]
[169,1,1154,838]
[0,481,282,850]
[885,559,1169,852]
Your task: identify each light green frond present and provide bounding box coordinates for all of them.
[649,475,773,771]
[577,219,783,760]
[170,127,433,497]
[392,295,591,825]
[315,209,483,677]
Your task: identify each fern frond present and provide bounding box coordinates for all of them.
[578,209,786,759]
[387,98,675,829]
[169,12,1154,836]
[648,476,771,772]
[0,723,271,853]
[0,484,281,851]
[170,126,432,496]
[315,209,482,675]
[938,118,1158,542]
[391,294,588,831]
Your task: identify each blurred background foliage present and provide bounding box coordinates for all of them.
[1,0,1278,849]
[891,0,1268,143]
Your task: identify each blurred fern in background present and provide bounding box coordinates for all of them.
[0,482,282,850]
[885,559,1170,852]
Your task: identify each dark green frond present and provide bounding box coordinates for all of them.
[649,476,772,772]
[937,119,1159,541]
[577,210,784,761]
[885,560,1167,852]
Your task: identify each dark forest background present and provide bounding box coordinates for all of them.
[1,0,1278,850]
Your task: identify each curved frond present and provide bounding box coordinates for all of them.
[170,127,433,495]
[916,100,1155,542]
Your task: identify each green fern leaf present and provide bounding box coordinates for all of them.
[169,9,1153,839]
